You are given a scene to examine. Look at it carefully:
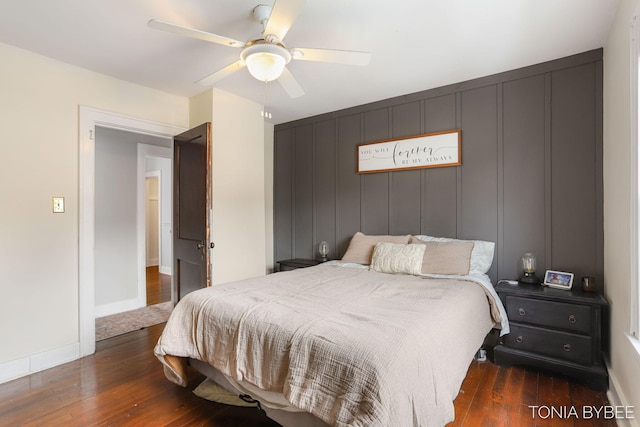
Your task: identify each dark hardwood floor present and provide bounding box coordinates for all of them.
[450,357,614,427]
[0,323,613,426]
[146,266,171,306]
[1,324,279,427]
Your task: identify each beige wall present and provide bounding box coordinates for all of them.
[603,0,640,420]
[0,39,271,382]
[0,41,189,368]
[190,88,268,285]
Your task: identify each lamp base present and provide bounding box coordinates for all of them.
[519,274,540,285]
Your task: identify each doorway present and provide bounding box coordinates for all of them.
[93,127,173,316]
[79,106,186,356]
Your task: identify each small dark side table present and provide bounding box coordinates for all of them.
[494,281,609,391]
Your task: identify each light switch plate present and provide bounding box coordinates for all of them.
[53,197,65,213]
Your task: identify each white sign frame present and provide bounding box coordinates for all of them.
[357,129,461,174]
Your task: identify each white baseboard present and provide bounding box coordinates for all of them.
[95,298,141,318]
[159,265,172,275]
[146,259,159,267]
[0,342,80,385]
[607,366,639,427]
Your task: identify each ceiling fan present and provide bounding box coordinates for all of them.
[148,0,371,98]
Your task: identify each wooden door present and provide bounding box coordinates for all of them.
[173,123,212,303]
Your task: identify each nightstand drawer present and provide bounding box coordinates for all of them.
[506,323,592,365]
[505,296,591,334]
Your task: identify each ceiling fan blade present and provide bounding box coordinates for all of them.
[264,0,306,42]
[195,60,246,86]
[148,19,245,48]
[291,48,371,66]
[278,67,305,98]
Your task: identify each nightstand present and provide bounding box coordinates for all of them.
[277,258,322,272]
[494,282,608,391]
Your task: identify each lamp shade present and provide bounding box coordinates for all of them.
[241,43,291,82]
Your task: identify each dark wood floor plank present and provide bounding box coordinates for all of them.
[551,375,575,427]
[456,361,500,427]
[449,361,486,426]
[570,381,617,427]
[516,368,539,427]
[483,364,509,425]
[535,370,555,427]
[497,365,526,426]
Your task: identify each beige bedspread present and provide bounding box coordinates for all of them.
[154,263,501,427]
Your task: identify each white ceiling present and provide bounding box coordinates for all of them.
[0,0,619,125]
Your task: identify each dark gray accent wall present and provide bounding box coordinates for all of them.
[274,49,604,289]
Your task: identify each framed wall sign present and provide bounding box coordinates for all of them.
[357,129,461,174]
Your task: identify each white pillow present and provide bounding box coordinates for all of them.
[370,242,426,275]
[413,235,495,275]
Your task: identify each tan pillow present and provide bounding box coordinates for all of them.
[410,236,474,275]
[341,232,411,264]
[370,242,425,275]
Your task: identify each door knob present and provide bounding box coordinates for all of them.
[197,243,205,250]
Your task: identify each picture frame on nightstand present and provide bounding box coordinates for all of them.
[543,270,574,290]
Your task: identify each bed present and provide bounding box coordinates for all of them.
[154,233,509,427]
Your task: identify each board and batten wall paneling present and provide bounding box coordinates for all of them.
[550,62,601,283]
[274,128,293,262]
[362,108,391,235]
[459,85,499,280]
[336,114,362,257]
[313,119,336,259]
[274,49,603,287]
[390,102,422,236]
[293,124,314,260]
[421,95,458,238]
[502,75,547,280]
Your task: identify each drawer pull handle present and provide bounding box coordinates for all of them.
[563,344,572,352]
[568,315,576,323]
[518,308,526,316]
[516,336,523,343]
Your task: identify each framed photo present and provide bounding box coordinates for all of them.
[543,270,574,290]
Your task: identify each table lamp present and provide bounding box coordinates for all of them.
[318,241,329,262]
[519,252,540,285]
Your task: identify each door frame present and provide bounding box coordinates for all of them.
[79,106,186,357]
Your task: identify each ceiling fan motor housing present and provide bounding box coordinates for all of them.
[253,5,272,28]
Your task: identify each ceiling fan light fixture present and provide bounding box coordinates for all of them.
[241,43,291,82]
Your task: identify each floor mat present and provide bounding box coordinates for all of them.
[96,301,172,341]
